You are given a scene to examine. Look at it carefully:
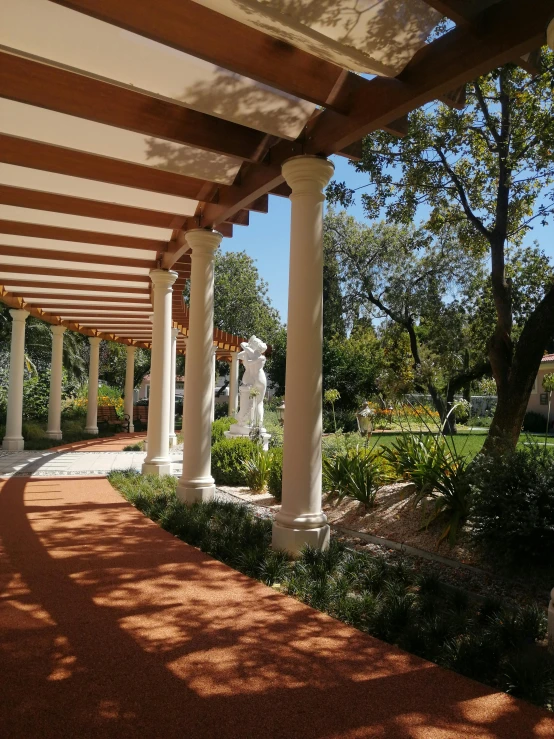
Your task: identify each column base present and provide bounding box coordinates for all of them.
[85,426,99,436]
[272,521,330,557]
[176,477,216,504]
[169,433,178,447]
[141,458,173,476]
[46,430,62,440]
[128,424,135,434]
[2,436,25,451]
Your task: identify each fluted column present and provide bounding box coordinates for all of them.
[272,155,334,556]
[228,351,239,417]
[169,327,179,447]
[46,325,66,439]
[2,309,29,450]
[177,229,222,504]
[85,336,101,435]
[124,344,136,433]
[142,269,177,475]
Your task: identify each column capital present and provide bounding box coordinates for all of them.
[89,336,101,347]
[126,343,137,354]
[171,328,180,340]
[149,269,178,287]
[50,325,66,336]
[282,155,334,195]
[9,309,30,322]
[185,229,222,256]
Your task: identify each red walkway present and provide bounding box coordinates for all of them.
[47,431,147,453]
[0,476,552,738]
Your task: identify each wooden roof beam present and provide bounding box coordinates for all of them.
[0,263,150,283]
[51,0,365,115]
[0,219,167,252]
[0,50,268,163]
[0,134,209,201]
[193,0,552,227]
[0,280,149,295]
[0,185,187,230]
[0,244,154,270]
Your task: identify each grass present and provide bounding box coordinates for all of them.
[109,470,554,711]
[323,430,551,462]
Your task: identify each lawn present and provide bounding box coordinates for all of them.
[323,429,552,461]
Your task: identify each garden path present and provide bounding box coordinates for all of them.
[0,435,184,478]
[0,475,552,738]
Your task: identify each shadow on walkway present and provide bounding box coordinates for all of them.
[44,432,148,453]
[0,476,552,738]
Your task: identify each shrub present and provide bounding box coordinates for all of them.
[214,403,230,420]
[23,373,51,421]
[322,446,386,507]
[382,433,445,494]
[211,437,257,486]
[523,410,548,434]
[471,446,554,566]
[267,446,283,502]
[244,446,272,492]
[211,417,235,445]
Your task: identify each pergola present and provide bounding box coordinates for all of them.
[1,0,552,554]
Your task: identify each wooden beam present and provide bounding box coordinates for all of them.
[22,296,152,306]
[420,0,479,27]
[308,0,552,155]
[0,134,209,201]
[0,264,150,282]
[0,219,167,252]
[0,280,149,295]
[51,0,363,115]
[193,0,552,227]
[0,50,268,163]
[0,244,153,270]
[0,185,187,229]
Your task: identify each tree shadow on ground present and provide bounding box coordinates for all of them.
[0,476,551,738]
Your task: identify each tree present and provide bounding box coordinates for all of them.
[99,341,150,392]
[329,57,554,451]
[324,211,490,433]
[212,251,282,344]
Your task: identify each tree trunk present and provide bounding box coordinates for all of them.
[483,285,554,454]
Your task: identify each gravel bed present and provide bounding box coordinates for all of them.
[217,485,551,610]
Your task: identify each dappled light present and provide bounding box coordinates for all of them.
[0,475,551,737]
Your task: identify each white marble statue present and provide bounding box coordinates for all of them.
[225,335,271,449]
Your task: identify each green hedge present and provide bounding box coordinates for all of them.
[211,437,257,486]
[268,446,283,502]
[211,417,235,445]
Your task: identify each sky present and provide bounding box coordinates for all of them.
[220,155,554,326]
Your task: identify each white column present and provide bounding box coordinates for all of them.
[176,229,222,504]
[211,347,217,422]
[272,155,334,556]
[124,345,136,433]
[85,336,101,435]
[228,351,239,417]
[169,327,179,447]
[142,269,177,475]
[46,325,66,440]
[2,309,29,451]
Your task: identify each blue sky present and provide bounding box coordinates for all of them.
[221,155,554,325]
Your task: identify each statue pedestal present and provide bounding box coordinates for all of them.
[225,425,271,451]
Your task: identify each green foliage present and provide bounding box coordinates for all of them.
[109,469,553,710]
[322,325,383,428]
[382,433,444,494]
[322,446,388,508]
[22,372,51,421]
[211,417,235,445]
[471,446,554,567]
[99,341,150,390]
[211,437,257,486]
[267,446,283,502]
[210,250,282,343]
[523,411,548,433]
[543,373,554,393]
[244,446,272,493]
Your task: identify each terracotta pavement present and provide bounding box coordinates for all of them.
[0,475,552,739]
